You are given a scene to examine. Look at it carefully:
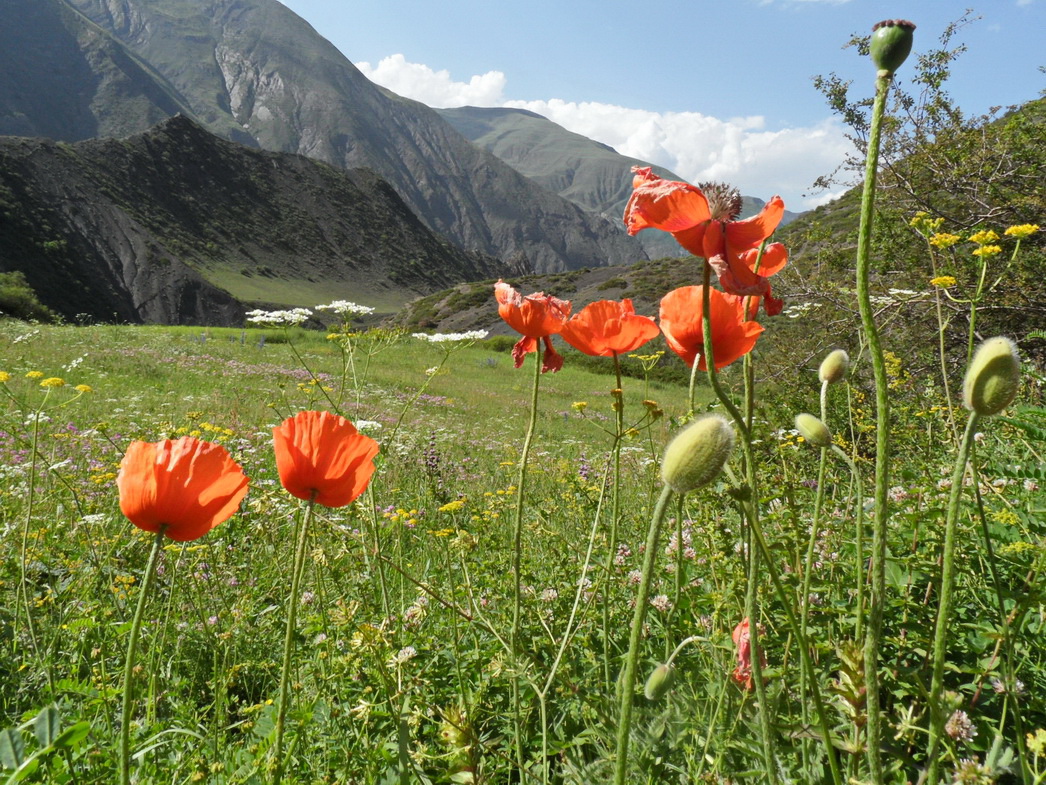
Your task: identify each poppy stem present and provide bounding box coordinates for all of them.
[925,414,979,784]
[119,526,167,785]
[510,340,543,772]
[274,496,316,784]
[602,353,626,693]
[855,68,894,785]
[612,484,674,785]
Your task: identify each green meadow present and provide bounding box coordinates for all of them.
[1,306,1043,784]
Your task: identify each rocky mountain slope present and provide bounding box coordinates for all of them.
[0,115,506,324]
[2,0,647,274]
[437,106,803,260]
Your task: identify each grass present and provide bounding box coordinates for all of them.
[1,314,1044,784]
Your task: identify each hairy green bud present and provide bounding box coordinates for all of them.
[661,415,735,494]
[870,19,916,74]
[795,413,832,448]
[644,663,676,701]
[963,337,1020,417]
[819,349,849,384]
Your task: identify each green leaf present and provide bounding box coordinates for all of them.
[0,730,24,770]
[33,706,60,748]
[52,722,90,751]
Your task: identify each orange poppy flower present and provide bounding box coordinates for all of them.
[659,286,763,370]
[624,167,787,315]
[272,410,380,508]
[117,437,249,542]
[559,298,659,357]
[494,280,572,372]
[731,617,767,691]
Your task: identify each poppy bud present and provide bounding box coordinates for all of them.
[819,349,849,384]
[795,413,832,448]
[962,337,1020,417]
[661,415,735,494]
[644,663,676,701]
[870,19,916,74]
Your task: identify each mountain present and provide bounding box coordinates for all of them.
[0,115,506,325]
[437,106,803,259]
[1,0,646,274]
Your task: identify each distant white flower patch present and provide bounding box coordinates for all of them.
[245,308,312,326]
[411,330,489,343]
[315,301,376,316]
[354,420,383,432]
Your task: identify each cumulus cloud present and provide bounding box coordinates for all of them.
[358,55,854,210]
[356,54,508,108]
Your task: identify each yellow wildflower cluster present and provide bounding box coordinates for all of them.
[971,245,1002,258]
[928,233,961,249]
[968,229,1000,246]
[383,507,420,526]
[930,276,957,288]
[1004,224,1039,239]
[438,499,467,513]
[25,371,44,379]
[39,377,65,388]
[909,211,945,234]
[0,371,10,383]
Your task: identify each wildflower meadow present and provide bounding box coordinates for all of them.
[2,18,1045,785]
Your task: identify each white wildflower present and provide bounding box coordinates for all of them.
[412,330,489,343]
[245,308,312,326]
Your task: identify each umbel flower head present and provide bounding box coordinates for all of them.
[659,285,763,370]
[273,411,380,507]
[494,280,572,372]
[624,168,788,315]
[963,337,1021,417]
[117,437,249,542]
[558,298,659,357]
[661,414,736,495]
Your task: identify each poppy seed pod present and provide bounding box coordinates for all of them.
[661,414,735,494]
[644,663,676,701]
[819,349,849,384]
[795,413,832,448]
[962,337,1021,417]
[870,19,916,74]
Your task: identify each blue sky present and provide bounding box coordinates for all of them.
[277,0,1043,210]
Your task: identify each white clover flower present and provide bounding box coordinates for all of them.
[389,646,418,666]
[315,301,375,316]
[412,330,489,343]
[354,420,382,432]
[245,308,312,326]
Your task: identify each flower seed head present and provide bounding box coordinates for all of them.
[661,415,735,494]
[963,337,1020,417]
[644,663,676,701]
[870,19,916,74]
[795,413,832,448]
[819,349,849,384]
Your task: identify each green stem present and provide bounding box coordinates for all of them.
[603,353,626,694]
[613,485,674,785]
[926,415,979,784]
[830,446,866,640]
[855,68,894,785]
[274,498,317,784]
[510,341,544,773]
[119,527,167,785]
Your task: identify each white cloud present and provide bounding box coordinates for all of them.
[356,54,507,108]
[358,55,854,210]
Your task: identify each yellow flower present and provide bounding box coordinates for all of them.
[439,499,466,513]
[40,377,66,388]
[75,384,92,393]
[571,401,588,413]
[0,371,10,383]
[928,233,961,249]
[930,276,957,288]
[971,245,1002,258]
[1004,224,1039,239]
[968,229,1000,245]
[910,211,944,234]
[25,371,44,379]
